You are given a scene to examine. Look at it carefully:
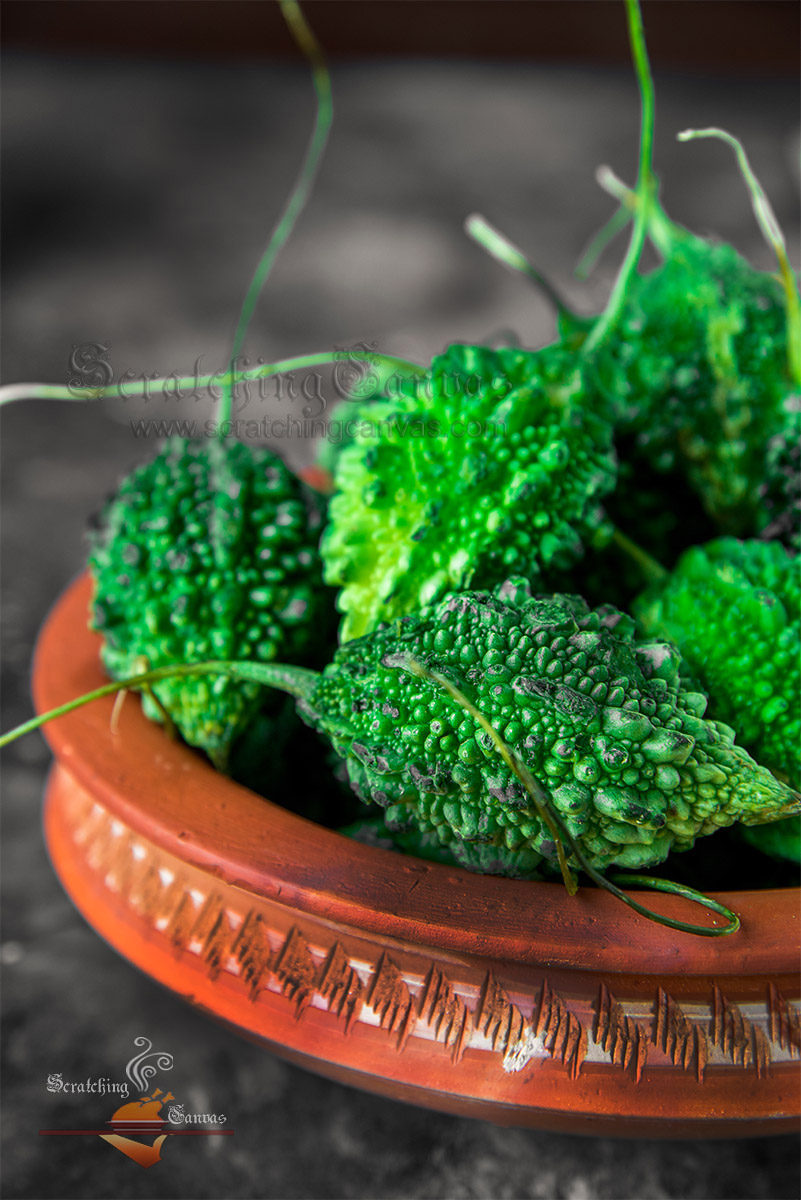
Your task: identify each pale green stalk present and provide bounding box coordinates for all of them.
[678,126,801,386]
[574,204,633,280]
[464,213,579,322]
[0,659,318,749]
[220,1,333,429]
[594,165,674,256]
[582,0,655,355]
[0,352,424,408]
[610,527,668,586]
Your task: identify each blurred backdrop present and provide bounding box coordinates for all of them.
[2,3,799,1198]
[4,0,800,69]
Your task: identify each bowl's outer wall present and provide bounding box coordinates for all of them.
[33,574,801,1135]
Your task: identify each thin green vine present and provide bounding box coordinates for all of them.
[610,527,669,586]
[582,0,655,356]
[574,203,633,280]
[464,213,583,327]
[0,351,425,410]
[0,659,318,751]
[677,126,801,386]
[219,0,333,430]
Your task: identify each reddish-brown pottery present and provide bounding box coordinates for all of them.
[35,574,801,1137]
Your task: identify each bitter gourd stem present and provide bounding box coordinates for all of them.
[574,203,633,281]
[0,660,320,749]
[464,213,583,325]
[677,126,801,388]
[610,527,668,586]
[594,165,676,259]
[582,0,655,356]
[600,874,739,937]
[219,0,333,431]
[0,352,425,409]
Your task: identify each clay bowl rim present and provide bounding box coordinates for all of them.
[33,573,800,978]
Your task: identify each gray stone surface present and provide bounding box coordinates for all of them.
[2,47,800,1200]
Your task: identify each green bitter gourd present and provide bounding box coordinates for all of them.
[266,577,799,875]
[89,437,332,768]
[321,343,617,642]
[635,537,800,861]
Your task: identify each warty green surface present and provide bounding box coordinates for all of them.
[89,437,329,768]
[292,578,799,875]
[602,227,800,546]
[634,538,800,786]
[321,343,617,643]
[635,537,801,863]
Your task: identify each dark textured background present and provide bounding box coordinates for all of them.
[2,12,800,1199]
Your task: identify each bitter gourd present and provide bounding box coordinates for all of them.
[321,343,617,642]
[263,578,799,875]
[89,437,331,768]
[635,537,801,861]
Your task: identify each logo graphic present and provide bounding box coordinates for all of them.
[40,1037,231,1168]
[332,340,382,401]
[126,1034,173,1092]
[101,1087,176,1168]
[67,342,114,396]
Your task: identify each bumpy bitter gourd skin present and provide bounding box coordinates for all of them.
[90,437,330,767]
[635,537,801,862]
[293,578,799,875]
[321,343,616,642]
[635,538,800,785]
[603,229,800,546]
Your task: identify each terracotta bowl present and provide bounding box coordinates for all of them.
[35,575,801,1137]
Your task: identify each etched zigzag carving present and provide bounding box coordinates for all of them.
[594,983,648,1083]
[72,789,800,1081]
[768,983,801,1057]
[316,942,364,1031]
[535,979,588,1080]
[711,985,771,1077]
[652,986,708,1083]
[417,965,473,1064]
[364,953,418,1050]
